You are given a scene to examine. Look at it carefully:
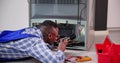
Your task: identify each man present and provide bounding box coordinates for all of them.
[0,20,69,63]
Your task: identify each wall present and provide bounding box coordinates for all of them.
[107,0,120,29]
[0,0,29,30]
[0,0,120,30]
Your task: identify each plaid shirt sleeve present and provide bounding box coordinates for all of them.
[0,27,65,63]
[26,38,65,63]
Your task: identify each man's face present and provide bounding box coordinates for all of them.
[48,28,59,44]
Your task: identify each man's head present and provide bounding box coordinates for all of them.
[39,20,59,45]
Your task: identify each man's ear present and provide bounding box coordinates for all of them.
[48,33,52,39]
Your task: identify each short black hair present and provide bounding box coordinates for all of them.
[40,20,58,28]
[39,20,58,43]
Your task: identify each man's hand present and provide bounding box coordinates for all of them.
[57,37,70,52]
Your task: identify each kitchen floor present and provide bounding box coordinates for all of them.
[94,30,120,44]
[109,30,120,44]
[2,30,120,63]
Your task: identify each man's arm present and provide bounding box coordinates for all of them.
[57,37,69,52]
[27,39,65,63]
